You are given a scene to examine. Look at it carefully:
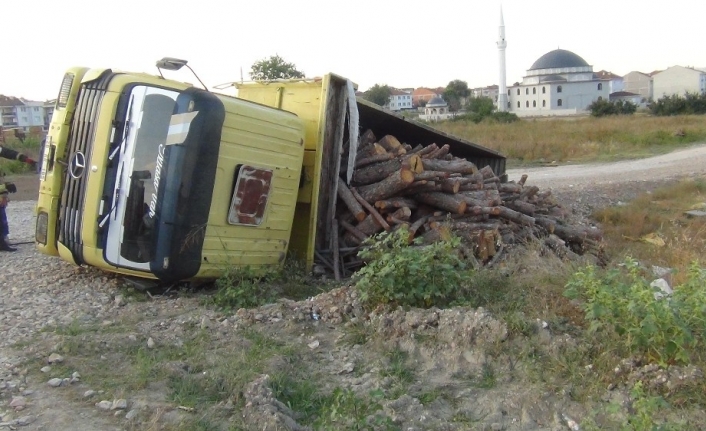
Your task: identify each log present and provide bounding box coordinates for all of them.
[352,154,422,186]
[479,165,496,179]
[374,197,419,211]
[415,192,467,214]
[340,220,369,244]
[350,187,391,232]
[332,219,341,281]
[386,207,412,223]
[400,181,442,194]
[355,153,394,169]
[440,178,462,194]
[378,135,403,154]
[407,144,424,154]
[343,214,385,245]
[337,178,366,221]
[497,206,535,226]
[414,143,438,158]
[356,167,415,203]
[408,216,429,243]
[422,158,478,175]
[499,183,522,194]
[506,200,536,216]
[356,143,388,161]
[536,216,602,242]
[415,171,451,181]
[518,174,528,186]
[422,144,450,159]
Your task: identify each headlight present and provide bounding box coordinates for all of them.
[35,212,48,245]
[56,73,74,109]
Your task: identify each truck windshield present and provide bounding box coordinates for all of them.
[103,84,222,278]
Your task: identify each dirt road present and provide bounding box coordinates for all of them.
[506,143,706,188]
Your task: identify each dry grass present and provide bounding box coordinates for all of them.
[433,114,706,165]
[593,177,706,283]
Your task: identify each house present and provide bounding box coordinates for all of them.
[471,85,499,103]
[0,95,48,132]
[412,87,443,107]
[622,71,653,101]
[609,91,644,107]
[505,49,609,117]
[652,66,706,98]
[386,88,413,111]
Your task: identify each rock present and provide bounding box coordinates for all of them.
[111,399,128,410]
[96,400,112,410]
[651,278,673,300]
[147,337,156,348]
[84,390,96,398]
[307,340,320,350]
[47,353,64,364]
[125,409,138,420]
[685,210,706,218]
[15,415,36,426]
[47,378,63,387]
[114,295,126,306]
[339,362,355,374]
[40,366,51,373]
[9,396,26,408]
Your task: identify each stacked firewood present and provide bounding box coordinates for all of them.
[318,130,603,279]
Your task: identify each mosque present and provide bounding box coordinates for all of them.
[496,11,609,116]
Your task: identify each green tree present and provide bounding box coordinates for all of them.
[249,55,305,81]
[443,80,471,112]
[363,84,392,107]
[466,96,496,116]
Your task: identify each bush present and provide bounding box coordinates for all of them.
[354,229,473,308]
[564,258,706,364]
[207,266,279,310]
[589,99,637,117]
[649,93,706,116]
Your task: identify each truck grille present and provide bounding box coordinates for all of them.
[58,72,112,263]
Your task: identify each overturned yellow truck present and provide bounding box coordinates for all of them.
[36,60,505,284]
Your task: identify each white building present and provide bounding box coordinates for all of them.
[506,49,610,117]
[0,96,47,131]
[418,96,454,121]
[652,66,706,98]
[622,71,653,101]
[385,88,413,111]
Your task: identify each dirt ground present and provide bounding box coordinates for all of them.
[4,172,39,202]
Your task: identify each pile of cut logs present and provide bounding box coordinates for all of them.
[318,130,603,279]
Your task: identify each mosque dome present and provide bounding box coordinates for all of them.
[529,49,589,71]
[426,96,447,107]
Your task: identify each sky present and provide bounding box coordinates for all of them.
[2,0,705,101]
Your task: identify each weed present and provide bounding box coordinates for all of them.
[313,388,397,431]
[206,266,278,310]
[355,229,473,308]
[565,258,706,365]
[380,348,414,386]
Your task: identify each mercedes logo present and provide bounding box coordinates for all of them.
[69,151,86,179]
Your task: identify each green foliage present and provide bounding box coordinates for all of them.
[363,84,392,107]
[249,54,305,81]
[649,92,706,116]
[589,99,637,117]
[466,96,495,117]
[564,258,706,365]
[354,229,473,308]
[0,136,41,174]
[207,266,278,310]
[443,79,471,112]
[313,388,397,431]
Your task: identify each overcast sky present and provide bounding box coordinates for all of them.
[2,0,705,101]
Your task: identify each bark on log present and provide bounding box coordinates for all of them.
[499,183,522,194]
[355,153,394,169]
[337,178,367,221]
[422,144,450,159]
[440,178,462,194]
[415,192,467,214]
[350,187,391,232]
[415,171,451,181]
[386,207,411,223]
[497,206,535,226]
[378,135,403,154]
[506,200,536,216]
[356,167,415,203]
[479,165,496,179]
[518,174,528,186]
[414,143,438,158]
[340,220,369,244]
[422,158,478,175]
[352,154,422,186]
[332,219,341,281]
[374,197,418,211]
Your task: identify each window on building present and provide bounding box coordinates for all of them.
[507,90,510,95]
[20,107,26,112]
[516,89,520,95]
[542,100,546,107]
[542,87,546,94]
[525,101,529,107]
[533,101,536,107]
[557,86,563,93]
[532,88,536,95]
[598,83,603,90]
[517,101,520,108]
[558,99,563,106]
[34,107,39,111]
[507,102,511,109]
[525,88,529,95]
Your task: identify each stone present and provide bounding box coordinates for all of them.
[47,378,63,387]
[96,400,112,410]
[651,278,673,300]
[15,415,35,426]
[47,353,64,364]
[40,366,51,373]
[125,409,139,420]
[685,210,706,218]
[84,390,96,398]
[307,340,320,349]
[111,399,128,410]
[114,295,126,306]
[9,396,26,408]
[147,337,156,348]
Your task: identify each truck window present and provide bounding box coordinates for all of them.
[228,165,273,226]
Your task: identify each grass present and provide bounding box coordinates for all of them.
[433,114,706,165]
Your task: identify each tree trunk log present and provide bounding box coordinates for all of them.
[355,153,394,169]
[337,177,366,221]
[415,192,467,214]
[422,158,478,175]
[374,197,418,211]
[356,167,415,203]
[350,187,391,232]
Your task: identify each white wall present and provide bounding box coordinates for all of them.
[653,66,706,98]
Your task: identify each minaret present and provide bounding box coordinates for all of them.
[496,7,508,112]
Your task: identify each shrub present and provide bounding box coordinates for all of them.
[589,99,637,117]
[564,258,706,364]
[354,228,472,308]
[649,93,706,116]
[207,266,278,310]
